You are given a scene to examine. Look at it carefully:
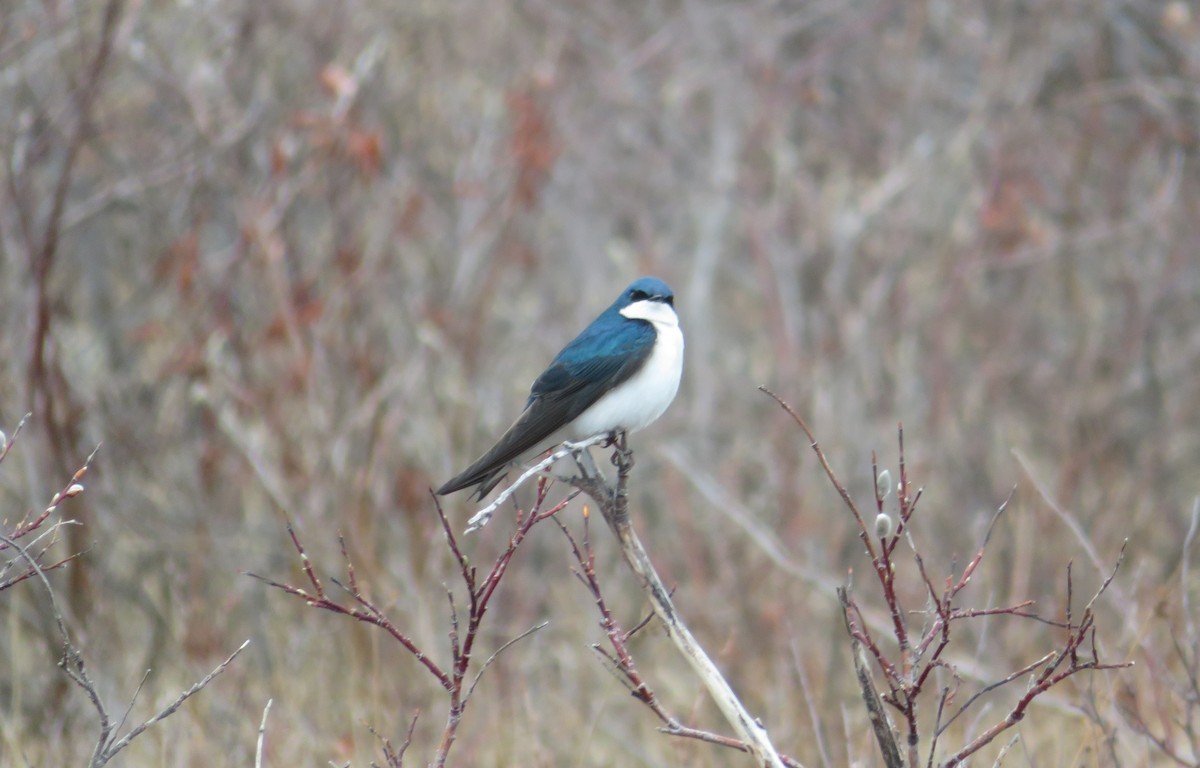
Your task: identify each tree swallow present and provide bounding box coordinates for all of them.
[438,276,684,499]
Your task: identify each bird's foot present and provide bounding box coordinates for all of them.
[609,429,633,470]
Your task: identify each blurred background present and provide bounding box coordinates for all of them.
[2,0,1199,765]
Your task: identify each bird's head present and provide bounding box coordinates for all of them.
[615,277,677,326]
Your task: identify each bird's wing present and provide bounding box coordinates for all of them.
[436,319,655,497]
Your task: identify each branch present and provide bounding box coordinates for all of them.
[255,700,273,768]
[246,519,452,691]
[557,506,806,767]
[938,543,1133,766]
[0,527,246,767]
[466,620,549,700]
[839,586,904,768]
[255,480,574,766]
[568,431,791,768]
[464,433,607,532]
[759,386,878,563]
[0,413,31,466]
[765,388,1132,768]
[369,712,420,768]
[97,640,250,765]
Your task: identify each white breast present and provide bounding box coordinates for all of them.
[569,302,684,439]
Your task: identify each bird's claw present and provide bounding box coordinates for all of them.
[609,430,634,469]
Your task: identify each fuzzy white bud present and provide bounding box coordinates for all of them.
[875,512,894,540]
[875,469,892,500]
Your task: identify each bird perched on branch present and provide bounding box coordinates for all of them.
[437,277,684,499]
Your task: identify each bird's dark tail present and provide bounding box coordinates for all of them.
[435,465,509,500]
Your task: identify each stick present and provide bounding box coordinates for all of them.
[571,434,789,768]
[464,434,608,533]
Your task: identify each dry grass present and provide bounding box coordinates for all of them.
[2,0,1199,765]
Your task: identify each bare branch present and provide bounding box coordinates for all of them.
[96,640,250,766]
[257,477,574,766]
[0,413,31,466]
[1182,497,1199,643]
[839,586,904,768]
[465,434,607,532]
[467,621,549,700]
[567,431,792,768]
[255,699,273,768]
[759,387,878,563]
[1,520,246,767]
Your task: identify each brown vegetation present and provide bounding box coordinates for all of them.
[2,0,1199,765]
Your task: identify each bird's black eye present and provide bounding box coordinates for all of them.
[630,289,649,301]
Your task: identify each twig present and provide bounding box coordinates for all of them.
[1012,449,1107,576]
[0,531,102,718]
[789,623,834,768]
[1,529,247,767]
[990,734,1020,767]
[759,387,879,563]
[940,544,1133,766]
[257,481,573,767]
[928,685,953,768]
[98,640,250,764]
[557,510,668,718]
[112,670,152,749]
[467,621,549,699]
[0,520,81,592]
[246,519,452,691]
[369,711,419,768]
[251,567,447,687]
[256,699,273,768]
[1182,497,1199,643]
[0,413,31,465]
[558,506,806,766]
[936,652,1056,738]
[839,586,904,768]
[465,434,607,532]
[765,388,1131,768]
[568,431,790,768]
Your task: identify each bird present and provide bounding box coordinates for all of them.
[437,276,684,499]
